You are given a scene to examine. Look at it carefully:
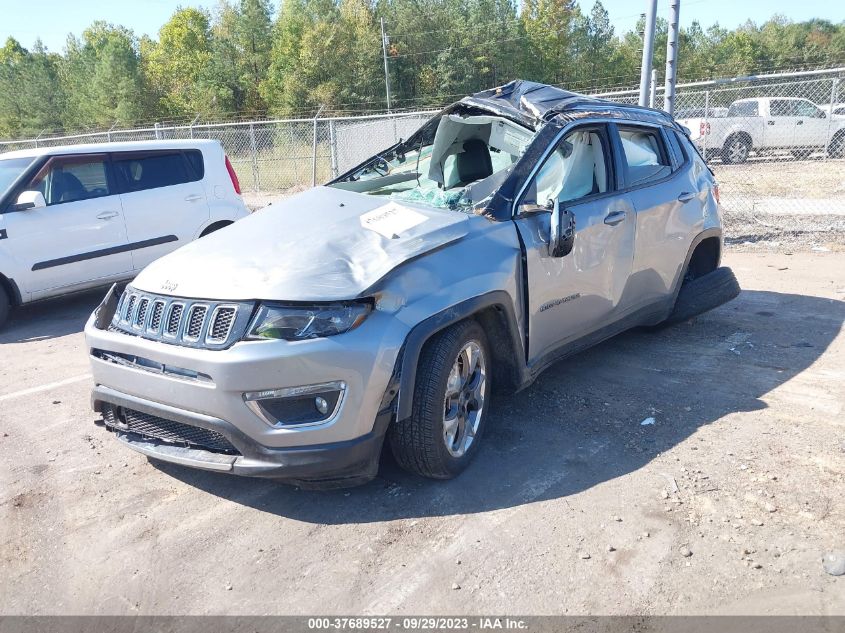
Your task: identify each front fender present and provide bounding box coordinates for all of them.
[395,291,524,421]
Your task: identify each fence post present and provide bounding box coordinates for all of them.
[312,105,325,187]
[329,119,338,178]
[154,123,161,140]
[825,78,839,161]
[189,115,200,140]
[287,124,300,186]
[249,123,260,193]
[702,90,710,161]
[34,130,45,148]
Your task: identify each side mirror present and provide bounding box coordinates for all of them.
[15,190,46,211]
[519,198,554,216]
[549,199,575,258]
[819,111,827,119]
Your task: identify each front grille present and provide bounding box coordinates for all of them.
[123,295,137,323]
[149,300,165,332]
[135,298,150,328]
[208,307,236,343]
[185,305,208,340]
[103,404,238,455]
[110,288,252,350]
[166,303,184,336]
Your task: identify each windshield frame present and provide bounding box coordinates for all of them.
[328,108,536,214]
[0,155,40,211]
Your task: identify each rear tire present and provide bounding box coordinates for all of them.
[721,136,750,164]
[665,267,741,325]
[828,132,845,159]
[389,320,491,479]
[0,285,9,330]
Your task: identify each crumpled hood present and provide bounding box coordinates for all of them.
[133,186,469,302]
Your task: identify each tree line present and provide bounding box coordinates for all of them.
[1,0,844,138]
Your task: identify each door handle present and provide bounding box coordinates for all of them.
[677,192,696,203]
[767,120,775,125]
[603,210,627,226]
[796,120,803,125]
[96,211,119,220]
[184,194,203,202]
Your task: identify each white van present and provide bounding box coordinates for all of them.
[0,139,249,326]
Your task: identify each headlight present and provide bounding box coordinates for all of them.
[246,302,371,340]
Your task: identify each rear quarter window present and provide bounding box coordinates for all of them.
[113,151,202,193]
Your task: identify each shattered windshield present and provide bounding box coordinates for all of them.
[330,113,535,212]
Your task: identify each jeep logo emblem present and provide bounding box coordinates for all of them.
[161,280,178,293]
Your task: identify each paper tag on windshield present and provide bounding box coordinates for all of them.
[360,203,427,239]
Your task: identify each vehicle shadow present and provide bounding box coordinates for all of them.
[0,287,107,344]
[153,288,844,524]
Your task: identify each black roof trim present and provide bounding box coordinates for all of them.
[461,79,678,129]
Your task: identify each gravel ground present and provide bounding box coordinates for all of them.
[1,252,844,615]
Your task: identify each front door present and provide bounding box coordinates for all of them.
[3,153,131,298]
[513,124,635,363]
[767,99,802,148]
[793,99,828,149]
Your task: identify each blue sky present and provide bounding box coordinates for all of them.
[3,0,843,53]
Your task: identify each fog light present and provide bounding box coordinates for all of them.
[243,381,345,427]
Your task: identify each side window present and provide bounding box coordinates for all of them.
[795,100,824,118]
[727,101,759,117]
[113,151,199,193]
[26,155,111,206]
[527,128,610,206]
[184,150,205,178]
[617,126,672,187]
[770,100,797,117]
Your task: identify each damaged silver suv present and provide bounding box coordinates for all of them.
[85,81,740,487]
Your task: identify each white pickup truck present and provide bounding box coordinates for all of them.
[678,97,845,163]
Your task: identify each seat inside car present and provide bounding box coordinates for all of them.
[452,139,494,188]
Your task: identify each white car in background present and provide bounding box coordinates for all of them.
[0,139,249,327]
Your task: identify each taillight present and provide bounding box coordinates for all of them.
[224,155,241,194]
[700,121,711,137]
[713,184,720,205]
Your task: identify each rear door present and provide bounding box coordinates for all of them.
[513,123,635,362]
[615,123,704,306]
[2,153,131,297]
[112,149,210,271]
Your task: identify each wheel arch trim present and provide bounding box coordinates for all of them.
[0,272,22,306]
[670,228,723,304]
[395,290,524,421]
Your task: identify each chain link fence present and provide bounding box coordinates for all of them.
[594,68,845,246]
[2,68,843,238]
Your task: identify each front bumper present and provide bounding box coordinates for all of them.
[85,301,407,487]
[93,385,392,487]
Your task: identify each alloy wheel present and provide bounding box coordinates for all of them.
[442,341,486,458]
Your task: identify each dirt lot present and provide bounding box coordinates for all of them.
[1,252,844,615]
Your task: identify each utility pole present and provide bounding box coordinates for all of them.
[650,68,658,108]
[638,0,657,107]
[664,0,681,115]
[380,17,392,113]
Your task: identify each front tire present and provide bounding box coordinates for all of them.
[389,320,491,479]
[828,132,845,159]
[0,285,9,329]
